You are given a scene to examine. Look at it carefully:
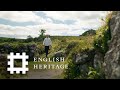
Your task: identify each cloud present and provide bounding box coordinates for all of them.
[41,11,108,30]
[0,23,84,39]
[0,11,108,39]
[0,11,48,24]
[0,24,40,39]
[0,21,101,39]
[0,11,35,22]
[42,11,107,21]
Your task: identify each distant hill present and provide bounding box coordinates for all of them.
[0,37,25,43]
[80,29,96,36]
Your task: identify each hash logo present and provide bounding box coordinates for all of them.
[7,52,29,74]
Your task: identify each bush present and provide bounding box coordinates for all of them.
[0,42,45,61]
[65,42,79,55]
[64,59,81,79]
[93,20,111,54]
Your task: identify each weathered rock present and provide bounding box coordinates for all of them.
[104,11,120,79]
[71,49,95,78]
[94,51,104,69]
[73,49,95,65]
[54,50,65,58]
[74,53,88,64]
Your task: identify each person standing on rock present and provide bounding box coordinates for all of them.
[43,34,52,57]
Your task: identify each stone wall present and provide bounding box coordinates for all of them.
[0,54,10,79]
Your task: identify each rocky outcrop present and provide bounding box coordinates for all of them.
[73,49,95,76]
[73,49,95,65]
[104,11,120,79]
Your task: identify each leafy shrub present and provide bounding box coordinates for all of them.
[93,12,112,54]
[64,59,81,79]
[87,67,101,79]
[0,42,45,61]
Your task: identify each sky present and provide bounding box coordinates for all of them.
[0,11,108,39]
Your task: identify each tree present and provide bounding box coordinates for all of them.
[26,35,33,42]
[39,29,46,37]
[38,29,46,41]
[27,35,33,39]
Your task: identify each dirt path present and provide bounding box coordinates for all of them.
[15,69,63,79]
[14,52,64,79]
[27,69,63,79]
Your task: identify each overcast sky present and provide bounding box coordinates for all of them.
[0,11,108,39]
